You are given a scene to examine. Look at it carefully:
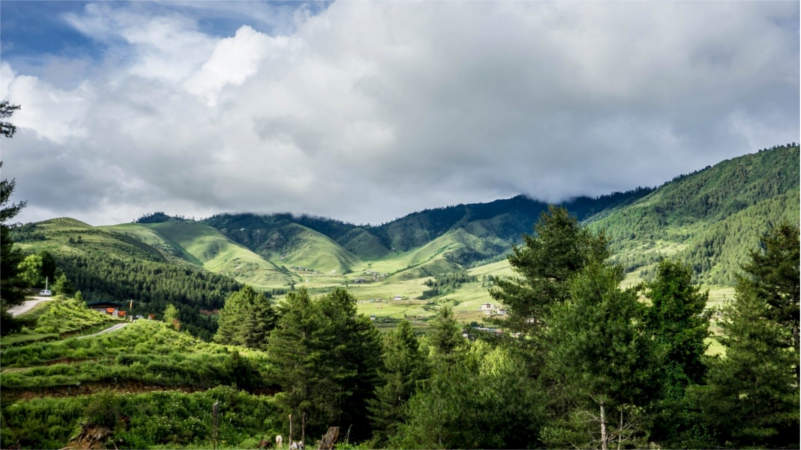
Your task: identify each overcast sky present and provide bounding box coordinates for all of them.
[1,1,798,226]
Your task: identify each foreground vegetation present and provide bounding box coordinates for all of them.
[3,206,796,449]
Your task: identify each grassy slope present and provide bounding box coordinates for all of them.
[130,221,290,288]
[1,301,275,449]
[204,215,360,275]
[267,223,360,274]
[17,218,166,263]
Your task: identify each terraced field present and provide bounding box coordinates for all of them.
[0,302,277,449]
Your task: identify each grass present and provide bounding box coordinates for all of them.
[138,221,290,289]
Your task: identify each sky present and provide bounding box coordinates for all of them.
[1,1,798,226]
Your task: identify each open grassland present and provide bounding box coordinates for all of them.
[143,222,291,288]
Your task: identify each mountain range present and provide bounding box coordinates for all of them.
[12,143,799,326]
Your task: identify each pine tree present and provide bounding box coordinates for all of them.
[645,260,710,389]
[215,286,275,349]
[267,288,382,441]
[738,224,799,351]
[490,206,608,341]
[0,102,27,320]
[368,320,429,444]
[544,263,656,449]
[693,225,800,447]
[430,306,463,357]
[643,260,711,444]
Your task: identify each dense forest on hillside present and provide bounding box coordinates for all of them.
[11,218,243,339]
[591,144,799,284]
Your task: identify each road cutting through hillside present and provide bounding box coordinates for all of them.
[77,322,129,339]
[7,296,54,317]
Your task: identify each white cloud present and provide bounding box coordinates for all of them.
[3,1,798,225]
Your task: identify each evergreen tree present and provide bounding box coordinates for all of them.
[38,250,57,285]
[391,341,546,449]
[490,206,608,341]
[692,226,800,448]
[267,288,382,441]
[430,306,463,357]
[645,260,710,389]
[543,263,656,449]
[738,224,799,351]
[0,102,27,333]
[214,286,275,349]
[368,320,429,445]
[642,260,711,444]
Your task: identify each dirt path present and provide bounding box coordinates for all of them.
[77,322,129,339]
[7,296,53,317]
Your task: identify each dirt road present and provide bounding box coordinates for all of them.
[7,296,54,317]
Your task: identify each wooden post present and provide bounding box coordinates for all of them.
[617,408,623,450]
[600,402,607,450]
[289,414,293,443]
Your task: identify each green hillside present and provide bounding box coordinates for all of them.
[109,221,291,288]
[1,309,275,449]
[10,220,242,339]
[204,214,360,274]
[588,144,800,285]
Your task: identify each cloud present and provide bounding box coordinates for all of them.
[2,1,798,225]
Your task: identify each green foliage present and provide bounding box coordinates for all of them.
[645,260,710,388]
[737,223,799,350]
[642,260,711,444]
[391,341,546,448]
[429,306,462,356]
[52,273,74,296]
[491,206,608,342]
[55,252,239,339]
[163,304,180,330]
[32,297,117,334]
[18,253,44,287]
[368,320,429,445]
[689,225,800,448]
[0,103,27,311]
[267,288,382,441]
[592,144,799,285]
[420,270,477,299]
[1,320,270,393]
[543,262,656,448]
[1,386,277,449]
[215,286,275,350]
